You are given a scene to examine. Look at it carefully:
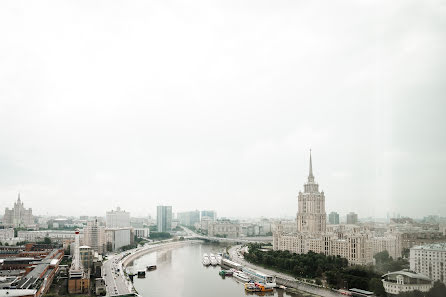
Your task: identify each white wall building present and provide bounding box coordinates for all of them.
[134,228,150,238]
[106,207,130,228]
[105,228,133,251]
[0,228,14,242]
[18,230,82,242]
[410,243,446,283]
[382,270,432,295]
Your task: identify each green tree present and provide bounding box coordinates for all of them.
[43,237,52,244]
[427,281,446,297]
[369,277,386,297]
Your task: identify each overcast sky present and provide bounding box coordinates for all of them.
[0,0,445,219]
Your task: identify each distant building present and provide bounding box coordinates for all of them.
[177,210,200,227]
[347,212,358,224]
[410,243,446,283]
[208,220,240,238]
[0,228,15,243]
[157,206,172,232]
[18,230,80,244]
[328,212,340,225]
[273,152,402,265]
[201,210,216,221]
[3,194,34,228]
[83,220,105,254]
[382,270,432,295]
[134,228,150,238]
[106,207,130,228]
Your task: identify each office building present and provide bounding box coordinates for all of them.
[201,210,216,221]
[3,194,34,228]
[83,220,105,254]
[105,228,133,251]
[208,220,240,238]
[328,212,340,225]
[177,210,200,227]
[157,206,172,232]
[410,243,446,283]
[347,212,358,224]
[106,207,130,228]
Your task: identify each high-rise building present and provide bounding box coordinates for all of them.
[273,152,402,265]
[201,210,216,221]
[328,212,340,225]
[157,206,172,232]
[105,228,133,251]
[106,207,130,228]
[410,243,446,283]
[3,194,34,228]
[177,210,200,227]
[297,152,326,233]
[347,212,358,224]
[83,219,105,254]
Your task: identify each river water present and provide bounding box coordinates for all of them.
[128,242,302,297]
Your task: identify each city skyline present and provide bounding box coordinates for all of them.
[1,1,445,219]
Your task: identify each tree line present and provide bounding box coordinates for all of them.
[244,244,386,296]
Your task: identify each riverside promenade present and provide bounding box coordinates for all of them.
[103,239,202,296]
[228,245,343,297]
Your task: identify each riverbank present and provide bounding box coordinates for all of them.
[103,239,202,296]
[228,245,342,297]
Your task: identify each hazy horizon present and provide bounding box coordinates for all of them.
[1,0,445,219]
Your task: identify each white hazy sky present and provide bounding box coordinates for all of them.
[0,0,445,219]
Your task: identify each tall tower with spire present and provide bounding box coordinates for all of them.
[297,151,327,233]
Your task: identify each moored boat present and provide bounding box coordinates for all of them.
[244,282,273,292]
[210,253,218,266]
[219,269,233,276]
[216,254,222,265]
[233,271,250,282]
[202,253,211,266]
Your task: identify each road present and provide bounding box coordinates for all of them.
[102,252,133,296]
[181,226,273,244]
[102,239,200,296]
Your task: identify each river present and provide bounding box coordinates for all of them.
[127,242,305,297]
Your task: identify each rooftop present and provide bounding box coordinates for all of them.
[412,242,446,251]
[382,270,432,281]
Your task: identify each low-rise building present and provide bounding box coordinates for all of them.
[134,228,150,238]
[18,230,81,243]
[382,270,432,295]
[0,228,15,243]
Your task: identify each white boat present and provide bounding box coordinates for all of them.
[210,253,218,266]
[216,254,222,265]
[233,271,250,282]
[202,253,211,266]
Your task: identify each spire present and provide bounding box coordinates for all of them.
[308,149,314,183]
[17,192,21,202]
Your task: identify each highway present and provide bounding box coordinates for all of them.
[102,252,133,296]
